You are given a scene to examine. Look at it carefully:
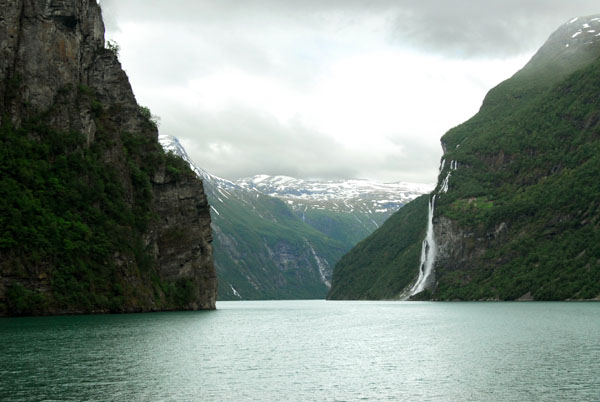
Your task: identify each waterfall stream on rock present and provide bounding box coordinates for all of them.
[403,159,457,298]
[406,194,437,297]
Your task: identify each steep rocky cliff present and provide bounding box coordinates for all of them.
[429,15,600,301]
[0,0,216,315]
[329,15,600,301]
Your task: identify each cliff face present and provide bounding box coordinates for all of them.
[329,15,600,301]
[429,15,600,301]
[0,0,216,315]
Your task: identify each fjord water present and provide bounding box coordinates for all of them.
[2,301,599,401]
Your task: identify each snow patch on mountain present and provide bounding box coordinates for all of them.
[160,134,433,218]
[563,15,600,48]
[159,133,434,237]
[238,175,434,214]
[159,134,238,191]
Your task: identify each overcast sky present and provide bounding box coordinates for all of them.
[99,0,599,184]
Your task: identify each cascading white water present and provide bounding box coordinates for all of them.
[404,159,458,298]
[407,195,437,296]
[440,173,451,193]
[306,241,331,288]
[440,160,457,194]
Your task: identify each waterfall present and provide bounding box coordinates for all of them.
[440,160,457,194]
[407,195,437,297]
[306,241,331,288]
[403,159,457,298]
[440,173,451,193]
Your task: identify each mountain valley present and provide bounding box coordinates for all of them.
[160,135,432,299]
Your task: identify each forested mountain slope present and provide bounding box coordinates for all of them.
[329,15,600,301]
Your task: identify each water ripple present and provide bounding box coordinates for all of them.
[1,301,599,401]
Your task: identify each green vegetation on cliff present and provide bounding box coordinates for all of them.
[1,1,216,315]
[432,54,600,301]
[0,98,199,315]
[328,18,600,301]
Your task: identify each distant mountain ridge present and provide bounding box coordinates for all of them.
[329,14,600,301]
[159,135,432,299]
[238,174,431,210]
[239,175,432,226]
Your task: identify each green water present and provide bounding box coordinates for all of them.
[1,301,599,401]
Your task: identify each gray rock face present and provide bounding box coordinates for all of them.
[152,173,216,309]
[0,0,216,312]
[2,1,103,125]
[434,216,507,273]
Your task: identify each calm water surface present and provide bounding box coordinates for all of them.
[1,301,599,401]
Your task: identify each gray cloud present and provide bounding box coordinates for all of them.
[163,106,376,181]
[159,101,443,182]
[389,0,600,57]
[102,0,599,58]
[99,0,599,183]
[101,0,355,89]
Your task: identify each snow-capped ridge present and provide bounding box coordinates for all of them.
[561,14,600,48]
[158,134,238,191]
[238,174,434,205]
[159,135,433,217]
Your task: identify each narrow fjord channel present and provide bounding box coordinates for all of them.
[2,301,599,401]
